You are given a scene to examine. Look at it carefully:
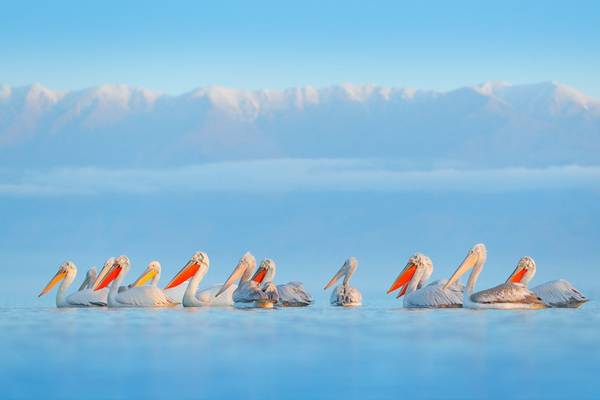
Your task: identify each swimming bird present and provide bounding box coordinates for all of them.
[386,253,464,308]
[38,261,108,307]
[216,252,276,308]
[251,259,313,307]
[324,257,362,306]
[94,256,178,307]
[505,256,588,308]
[443,244,546,310]
[164,251,236,306]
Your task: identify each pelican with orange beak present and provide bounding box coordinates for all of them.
[251,259,313,307]
[506,256,587,308]
[38,261,108,307]
[164,252,236,306]
[324,257,362,306]
[443,244,546,309]
[94,256,177,307]
[386,253,463,308]
[216,252,276,308]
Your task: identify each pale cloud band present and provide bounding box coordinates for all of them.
[1,159,599,196]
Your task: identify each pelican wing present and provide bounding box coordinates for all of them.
[66,288,108,307]
[330,284,362,306]
[405,280,463,308]
[471,282,544,305]
[277,282,313,306]
[233,282,267,304]
[195,284,237,306]
[532,279,588,308]
[115,286,178,307]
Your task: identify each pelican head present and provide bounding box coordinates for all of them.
[387,253,433,298]
[130,260,162,288]
[443,243,487,290]
[506,256,537,285]
[94,255,131,291]
[252,259,277,284]
[324,257,358,290]
[164,251,210,289]
[216,252,256,297]
[39,261,77,297]
[78,266,98,291]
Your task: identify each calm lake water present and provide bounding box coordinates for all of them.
[2,299,598,400]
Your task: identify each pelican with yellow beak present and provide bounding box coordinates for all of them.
[506,256,587,308]
[324,257,362,306]
[38,261,108,307]
[386,253,463,308]
[164,251,237,306]
[216,252,276,308]
[94,257,178,307]
[443,244,546,309]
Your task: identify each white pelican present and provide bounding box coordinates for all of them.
[216,252,277,308]
[78,267,97,290]
[444,244,546,309]
[324,257,362,306]
[506,256,588,308]
[386,253,464,308]
[251,259,313,307]
[164,251,236,306]
[39,261,108,307]
[95,256,178,307]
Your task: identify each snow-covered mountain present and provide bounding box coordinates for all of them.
[1,81,599,168]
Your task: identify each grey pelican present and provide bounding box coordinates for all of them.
[444,244,546,309]
[387,253,463,308]
[505,256,588,308]
[324,257,362,306]
[251,259,313,307]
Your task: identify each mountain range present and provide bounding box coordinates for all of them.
[1,81,599,168]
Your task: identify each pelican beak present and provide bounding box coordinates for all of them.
[506,264,528,283]
[216,259,246,297]
[94,263,122,291]
[164,260,200,289]
[38,269,67,297]
[443,251,478,290]
[77,273,92,291]
[251,265,268,283]
[92,261,113,290]
[131,268,158,288]
[386,262,417,297]
[324,263,347,290]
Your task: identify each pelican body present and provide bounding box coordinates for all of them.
[95,257,177,307]
[251,259,313,307]
[39,261,110,307]
[324,257,362,306]
[444,244,546,310]
[387,253,464,308]
[506,256,588,308]
[164,251,236,306]
[216,252,277,308]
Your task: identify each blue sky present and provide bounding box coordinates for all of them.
[2,0,599,96]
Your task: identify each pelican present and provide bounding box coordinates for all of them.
[215,252,277,308]
[164,251,236,306]
[324,257,362,306]
[38,261,108,307]
[386,253,464,308]
[251,259,313,307]
[94,256,178,307]
[506,256,588,308]
[444,244,546,309]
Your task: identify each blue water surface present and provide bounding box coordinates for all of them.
[2,298,598,400]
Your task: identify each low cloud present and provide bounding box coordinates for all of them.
[1,159,599,196]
